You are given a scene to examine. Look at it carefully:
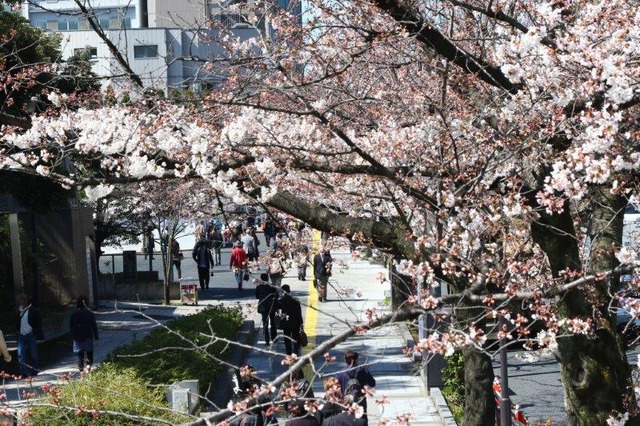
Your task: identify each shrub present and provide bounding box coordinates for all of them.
[28,305,243,424]
[111,304,244,396]
[28,364,190,425]
[441,349,465,423]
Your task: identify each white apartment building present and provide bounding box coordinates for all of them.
[20,0,301,93]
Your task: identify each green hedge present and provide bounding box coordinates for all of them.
[29,304,244,425]
[111,304,244,395]
[441,349,465,423]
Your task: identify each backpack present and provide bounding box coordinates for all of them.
[197,245,210,267]
[344,373,362,401]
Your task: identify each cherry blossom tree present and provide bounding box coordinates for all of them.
[2,0,640,425]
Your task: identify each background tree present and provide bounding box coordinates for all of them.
[89,185,151,260]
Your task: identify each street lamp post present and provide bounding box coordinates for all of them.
[499,317,512,426]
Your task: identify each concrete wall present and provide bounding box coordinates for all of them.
[148,0,206,28]
[97,277,180,301]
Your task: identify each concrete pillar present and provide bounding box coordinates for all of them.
[9,213,23,298]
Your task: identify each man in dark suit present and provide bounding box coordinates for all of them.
[255,273,278,346]
[278,285,303,355]
[313,248,332,302]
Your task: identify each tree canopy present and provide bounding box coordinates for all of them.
[2,0,640,424]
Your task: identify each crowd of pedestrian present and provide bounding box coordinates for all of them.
[237,251,374,426]
[229,348,376,426]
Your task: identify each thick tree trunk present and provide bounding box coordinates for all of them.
[533,194,638,425]
[457,293,496,425]
[461,347,495,426]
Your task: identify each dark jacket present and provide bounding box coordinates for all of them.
[69,308,99,342]
[279,294,303,330]
[255,283,277,314]
[315,401,342,424]
[314,252,332,279]
[211,230,224,249]
[285,414,319,426]
[321,412,366,426]
[192,241,214,268]
[17,305,44,340]
[336,367,376,393]
[336,366,376,410]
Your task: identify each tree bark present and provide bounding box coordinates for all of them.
[461,347,495,426]
[532,195,638,425]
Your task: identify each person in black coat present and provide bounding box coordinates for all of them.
[69,295,99,372]
[284,403,319,426]
[278,285,303,355]
[313,248,332,302]
[193,238,215,291]
[321,411,366,426]
[16,295,44,377]
[255,273,278,346]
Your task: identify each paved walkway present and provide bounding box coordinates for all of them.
[1,244,448,425]
[244,249,446,425]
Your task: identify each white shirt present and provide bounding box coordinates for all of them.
[20,305,33,336]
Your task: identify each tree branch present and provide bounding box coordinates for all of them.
[374,0,519,94]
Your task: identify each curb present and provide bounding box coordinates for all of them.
[430,388,458,426]
[208,319,255,411]
[397,322,457,426]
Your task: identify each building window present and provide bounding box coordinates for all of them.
[108,18,121,29]
[78,18,90,30]
[35,20,47,29]
[98,17,110,28]
[74,47,98,60]
[46,20,58,31]
[134,45,158,59]
[108,17,130,29]
[68,20,78,30]
[57,21,68,31]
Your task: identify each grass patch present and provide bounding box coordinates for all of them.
[111,304,244,396]
[28,364,191,425]
[30,304,244,425]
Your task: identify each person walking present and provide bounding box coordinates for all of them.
[278,284,303,356]
[315,377,343,425]
[171,238,182,280]
[193,238,214,291]
[241,228,258,262]
[16,295,44,377]
[263,219,276,247]
[296,244,310,281]
[335,350,376,425]
[69,295,99,373]
[211,227,224,266]
[255,273,278,347]
[267,248,287,288]
[313,247,333,302]
[321,405,366,426]
[278,369,315,415]
[230,240,248,291]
